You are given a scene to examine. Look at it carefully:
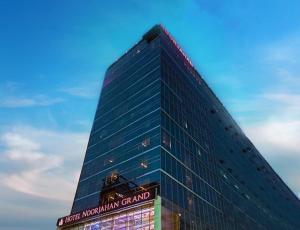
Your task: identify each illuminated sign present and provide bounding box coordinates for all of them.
[161,26,194,68]
[161,25,202,86]
[56,189,156,227]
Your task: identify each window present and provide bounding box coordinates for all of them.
[142,138,150,148]
[184,121,188,129]
[162,132,171,149]
[210,109,216,114]
[99,129,107,139]
[140,161,148,169]
[104,158,114,166]
[197,148,202,156]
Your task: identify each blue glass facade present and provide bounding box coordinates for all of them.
[70,25,300,230]
[71,34,161,215]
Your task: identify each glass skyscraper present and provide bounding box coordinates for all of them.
[57,25,300,230]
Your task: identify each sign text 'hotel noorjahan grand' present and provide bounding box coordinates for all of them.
[57,189,156,227]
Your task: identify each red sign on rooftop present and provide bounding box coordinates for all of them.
[160,25,202,86]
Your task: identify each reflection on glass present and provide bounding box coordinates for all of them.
[83,204,154,230]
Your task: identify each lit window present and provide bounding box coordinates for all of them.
[184,121,188,129]
[140,161,148,169]
[110,173,118,182]
[197,149,202,156]
[104,158,114,166]
[139,186,146,191]
[116,193,124,198]
[142,138,150,147]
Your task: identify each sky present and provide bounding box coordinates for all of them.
[0,0,300,229]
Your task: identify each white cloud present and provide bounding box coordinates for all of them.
[232,34,300,199]
[260,34,300,93]
[0,95,63,108]
[0,126,89,230]
[219,34,300,200]
[276,68,300,87]
[245,119,300,155]
[60,81,100,99]
[232,91,300,199]
[262,34,300,64]
[235,91,300,157]
[0,81,64,108]
[236,34,300,155]
[60,86,96,98]
[263,93,300,105]
[0,126,88,202]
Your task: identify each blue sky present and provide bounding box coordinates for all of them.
[1,0,300,229]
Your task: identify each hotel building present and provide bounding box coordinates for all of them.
[56,25,300,230]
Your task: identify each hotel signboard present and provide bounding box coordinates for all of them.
[56,188,156,227]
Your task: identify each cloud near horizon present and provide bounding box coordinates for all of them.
[0,126,88,202]
[0,126,90,229]
[226,34,300,199]
[227,91,300,199]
